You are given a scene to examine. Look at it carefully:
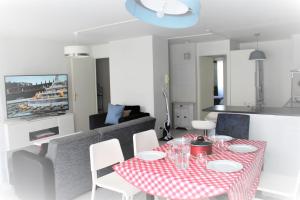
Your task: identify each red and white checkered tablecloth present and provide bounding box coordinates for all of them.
[113,134,266,200]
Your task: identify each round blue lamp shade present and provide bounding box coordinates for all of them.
[125,0,200,28]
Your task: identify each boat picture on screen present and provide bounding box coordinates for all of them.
[5,74,69,119]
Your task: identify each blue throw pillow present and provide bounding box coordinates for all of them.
[105,104,125,125]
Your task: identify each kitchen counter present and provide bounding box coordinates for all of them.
[203,105,300,177]
[203,105,300,116]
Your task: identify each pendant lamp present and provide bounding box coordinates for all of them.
[125,0,200,28]
[249,33,266,60]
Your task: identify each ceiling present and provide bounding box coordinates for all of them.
[0,0,300,45]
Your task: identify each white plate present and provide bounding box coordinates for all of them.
[210,135,233,142]
[207,160,243,173]
[136,151,166,161]
[228,144,258,153]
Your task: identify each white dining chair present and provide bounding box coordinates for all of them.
[133,129,159,156]
[89,139,140,200]
[255,170,300,200]
[191,120,216,137]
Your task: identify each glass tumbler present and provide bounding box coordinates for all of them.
[196,151,208,168]
[173,138,191,170]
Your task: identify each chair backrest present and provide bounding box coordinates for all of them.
[133,129,159,156]
[216,113,250,139]
[89,139,124,182]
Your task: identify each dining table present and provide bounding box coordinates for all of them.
[113,134,266,200]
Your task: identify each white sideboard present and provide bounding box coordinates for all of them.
[173,102,194,130]
[2,113,74,151]
[0,113,75,184]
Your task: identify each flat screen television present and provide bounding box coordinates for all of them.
[5,74,69,119]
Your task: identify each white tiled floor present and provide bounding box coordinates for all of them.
[74,188,148,200]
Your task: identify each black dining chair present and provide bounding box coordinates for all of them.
[216,113,250,139]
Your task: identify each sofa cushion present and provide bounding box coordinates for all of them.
[105,104,125,124]
[124,105,140,114]
[46,130,100,200]
[122,110,131,117]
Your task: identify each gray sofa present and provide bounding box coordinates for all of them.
[12,116,156,200]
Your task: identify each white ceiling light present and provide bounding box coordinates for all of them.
[64,32,90,57]
[140,0,189,17]
[125,0,200,28]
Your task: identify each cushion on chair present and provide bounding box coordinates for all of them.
[216,113,250,139]
[105,104,125,124]
[192,120,216,130]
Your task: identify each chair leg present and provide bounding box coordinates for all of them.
[91,184,96,200]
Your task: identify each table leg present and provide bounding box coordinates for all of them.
[146,194,154,200]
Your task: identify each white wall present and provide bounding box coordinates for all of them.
[197,40,231,118]
[292,34,300,67]
[153,37,169,134]
[249,114,300,176]
[109,36,155,115]
[169,43,197,103]
[0,37,67,123]
[240,39,293,106]
[170,40,232,119]
[0,37,66,184]
[197,40,230,56]
[91,43,109,59]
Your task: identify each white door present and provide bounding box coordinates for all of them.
[70,57,97,131]
[199,57,214,119]
[230,50,256,106]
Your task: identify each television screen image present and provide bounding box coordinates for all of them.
[5,74,69,119]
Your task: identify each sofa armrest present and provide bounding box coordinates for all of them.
[89,113,108,130]
[12,150,55,200]
[119,112,150,123]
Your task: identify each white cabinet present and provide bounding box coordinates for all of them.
[2,113,75,151]
[67,57,97,131]
[0,113,75,184]
[173,102,194,130]
[229,49,256,106]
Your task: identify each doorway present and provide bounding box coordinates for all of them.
[197,55,226,119]
[213,58,224,105]
[96,58,111,113]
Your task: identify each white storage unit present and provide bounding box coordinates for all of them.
[0,113,75,184]
[173,102,194,130]
[3,113,75,151]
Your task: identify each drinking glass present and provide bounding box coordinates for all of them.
[196,151,208,168]
[217,139,229,151]
[166,142,176,162]
[173,138,191,170]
